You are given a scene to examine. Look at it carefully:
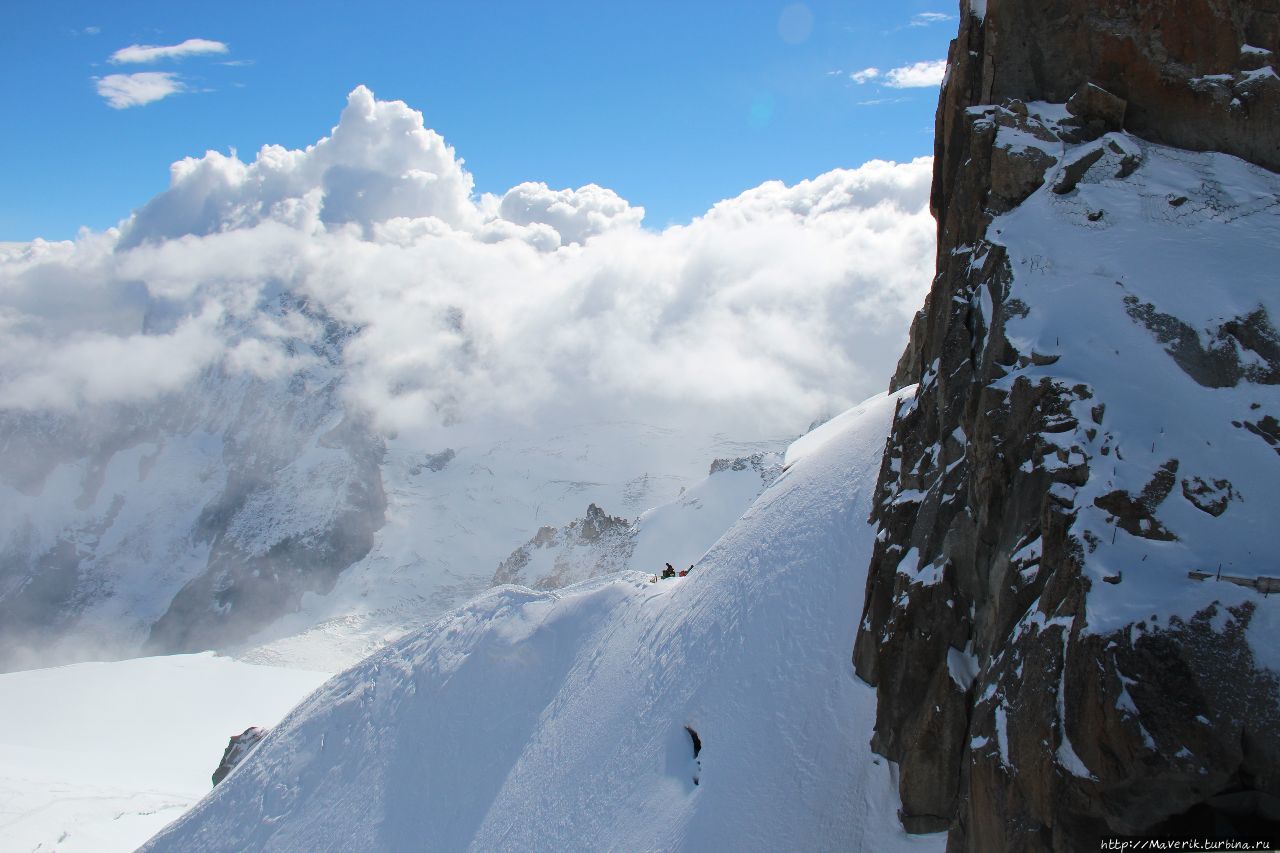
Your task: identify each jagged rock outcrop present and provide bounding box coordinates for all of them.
[212,726,268,786]
[492,503,633,590]
[856,2,1280,850]
[708,451,783,484]
[492,452,782,591]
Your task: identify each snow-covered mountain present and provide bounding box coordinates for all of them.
[144,389,937,852]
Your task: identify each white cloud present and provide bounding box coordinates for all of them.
[109,38,229,64]
[120,86,480,245]
[910,12,953,26]
[851,60,948,89]
[0,88,936,437]
[494,182,643,248]
[95,71,186,108]
[884,59,948,88]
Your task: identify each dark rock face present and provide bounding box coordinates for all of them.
[855,2,1280,850]
[213,726,268,786]
[932,0,1280,217]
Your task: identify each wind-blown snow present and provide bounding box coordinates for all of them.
[0,653,328,852]
[143,388,940,852]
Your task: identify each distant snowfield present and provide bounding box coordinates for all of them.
[0,654,329,852]
[141,388,943,852]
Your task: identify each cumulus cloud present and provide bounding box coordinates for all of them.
[850,68,881,84]
[493,183,643,247]
[109,38,229,64]
[0,87,935,437]
[95,71,186,108]
[120,86,482,245]
[884,60,948,88]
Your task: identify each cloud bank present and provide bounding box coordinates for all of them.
[0,87,935,436]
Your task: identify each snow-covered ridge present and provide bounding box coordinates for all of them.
[142,389,939,852]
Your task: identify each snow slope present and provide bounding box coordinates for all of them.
[143,388,941,852]
[0,653,329,853]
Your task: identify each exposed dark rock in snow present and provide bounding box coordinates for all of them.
[1180,476,1238,517]
[1239,414,1280,454]
[408,448,455,475]
[707,451,783,487]
[212,726,268,786]
[856,2,1280,850]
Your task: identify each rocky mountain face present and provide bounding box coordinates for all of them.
[856,2,1280,850]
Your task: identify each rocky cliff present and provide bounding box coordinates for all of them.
[856,2,1280,849]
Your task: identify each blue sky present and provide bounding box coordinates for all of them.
[3,1,956,241]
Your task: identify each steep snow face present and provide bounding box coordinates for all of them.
[0,653,328,853]
[143,389,939,853]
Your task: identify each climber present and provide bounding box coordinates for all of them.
[678,569,688,577]
[662,563,676,579]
